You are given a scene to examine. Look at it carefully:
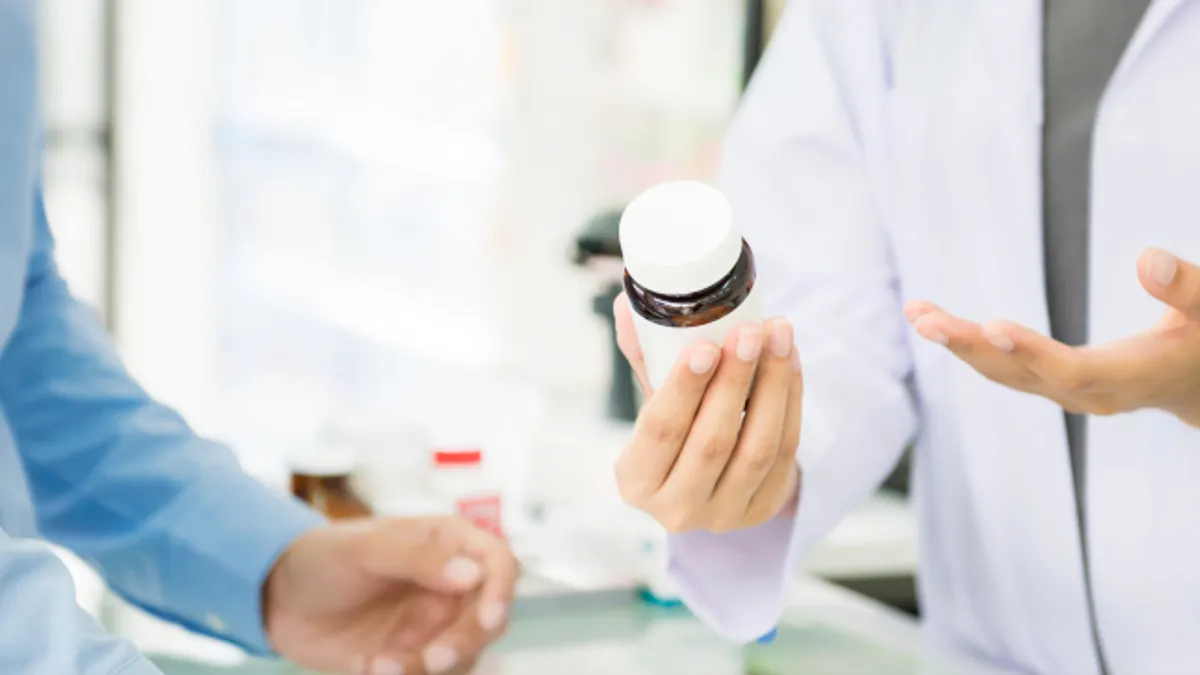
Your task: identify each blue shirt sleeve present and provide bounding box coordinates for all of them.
[0,527,165,675]
[0,189,325,655]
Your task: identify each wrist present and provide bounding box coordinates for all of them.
[262,525,326,648]
[260,540,293,648]
[1158,386,1200,428]
[777,466,802,518]
[1165,403,1200,429]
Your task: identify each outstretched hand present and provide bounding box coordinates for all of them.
[907,247,1200,427]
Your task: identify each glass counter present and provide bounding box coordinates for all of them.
[149,578,1018,675]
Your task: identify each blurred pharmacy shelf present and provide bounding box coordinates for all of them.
[805,491,917,582]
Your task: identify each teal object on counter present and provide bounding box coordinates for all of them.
[637,586,684,607]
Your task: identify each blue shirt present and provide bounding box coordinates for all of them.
[0,3,324,673]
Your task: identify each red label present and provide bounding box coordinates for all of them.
[457,495,503,537]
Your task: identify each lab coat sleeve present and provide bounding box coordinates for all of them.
[666,2,919,642]
[0,526,165,675]
[0,188,325,655]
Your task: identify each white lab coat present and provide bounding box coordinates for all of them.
[707,1,1200,673]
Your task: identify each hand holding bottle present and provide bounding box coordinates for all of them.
[613,294,802,534]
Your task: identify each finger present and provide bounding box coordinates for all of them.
[911,309,1038,390]
[360,652,416,675]
[1138,248,1200,321]
[614,292,653,396]
[428,519,519,636]
[745,348,804,524]
[979,320,1099,392]
[385,521,516,674]
[707,318,794,529]
[389,591,463,652]
[356,520,486,594]
[903,299,939,323]
[905,300,951,346]
[413,590,504,673]
[445,657,480,675]
[409,612,488,675]
[658,323,762,517]
[362,650,480,675]
[615,341,722,499]
[984,318,1200,416]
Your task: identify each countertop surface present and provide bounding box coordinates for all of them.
[149,576,1017,675]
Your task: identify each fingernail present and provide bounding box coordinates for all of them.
[423,645,459,674]
[790,349,802,373]
[768,321,793,358]
[478,601,507,631]
[983,325,1014,352]
[370,657,405,675]
[443,556,482,586]
[689,344,719,374]
[1151,250,1178,286]
[737,326,763,362]
[916,323,949,346]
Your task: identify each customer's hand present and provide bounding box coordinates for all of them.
[612,293,803,534]
[264,517,518,675]
[907,247,1200,427]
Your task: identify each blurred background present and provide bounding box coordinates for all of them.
[39,0,913,663]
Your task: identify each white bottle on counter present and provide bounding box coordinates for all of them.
[430,448,503,537]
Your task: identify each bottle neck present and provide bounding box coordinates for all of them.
[624,240,755,328]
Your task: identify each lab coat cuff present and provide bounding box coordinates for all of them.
[667,512,799,643]
[156,472,325,656]
[665,350,916,643]
[661,352,862,643]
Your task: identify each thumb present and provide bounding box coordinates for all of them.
[614,292,653,396]
[355,520,485,593]
[1138,248,1200,321]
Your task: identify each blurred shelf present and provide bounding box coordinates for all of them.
[804,491,916,582]
[214,117,501,184]
[237,254,500,369]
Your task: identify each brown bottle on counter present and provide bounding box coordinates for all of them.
[289,444,372,520]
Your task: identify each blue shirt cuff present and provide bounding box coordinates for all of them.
[148,472,325,655]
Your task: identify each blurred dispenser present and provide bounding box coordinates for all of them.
[573,208,640,422]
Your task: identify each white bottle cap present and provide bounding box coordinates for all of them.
[619,180,742,296]
[287,442,358,477]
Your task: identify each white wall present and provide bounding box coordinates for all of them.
[37,0,111,619]
[497,0,619,393]
[38,0,108,313]
[105,0,238,658]
[112,0,222,436]
[101,0,743,656]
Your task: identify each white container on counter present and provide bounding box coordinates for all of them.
[430,447,503,536]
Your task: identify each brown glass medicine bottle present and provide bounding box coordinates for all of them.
[288,444,372,520]
[619,180,763,390]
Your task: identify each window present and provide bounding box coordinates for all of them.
[114,0,743,472]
